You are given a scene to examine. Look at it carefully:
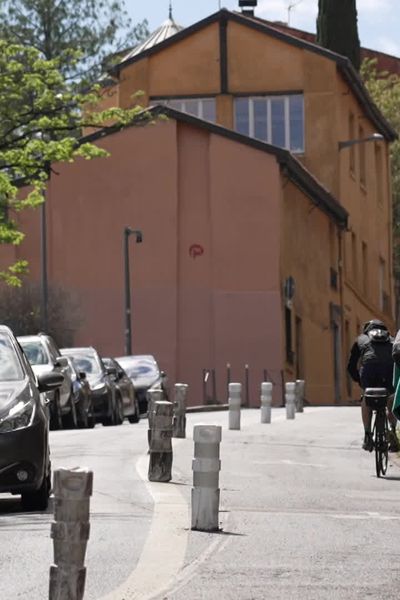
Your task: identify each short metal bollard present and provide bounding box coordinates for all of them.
[228,383,241,430]
[148,400,174,482]
[49,467,93,600]
[147,389,165,452]
[261,382,273,423]
[285,382,296,420]
[191,424,222,532]
[295,379,305,413]
[173,383,187,438]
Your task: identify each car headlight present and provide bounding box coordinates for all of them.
[92,383,106,393]
[0,401,34,433]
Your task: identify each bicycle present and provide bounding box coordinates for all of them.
[364,387,389,477]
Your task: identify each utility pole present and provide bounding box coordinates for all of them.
[123,227,143,355]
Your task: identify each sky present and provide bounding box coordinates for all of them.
[126,0,400,58]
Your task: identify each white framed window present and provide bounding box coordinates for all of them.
[152,97,216,122]
[234,94,304,153]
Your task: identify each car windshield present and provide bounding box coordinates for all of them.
[0,333,24,381]
[19,339,49,366]
[67,353,102,376]
[118,357,159,381]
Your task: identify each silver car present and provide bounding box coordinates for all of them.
[18,334,75,430]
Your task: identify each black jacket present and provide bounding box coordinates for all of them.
[347,331,393,384]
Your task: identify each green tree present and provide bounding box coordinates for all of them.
[0,41,147,285]
[317,0,361,71]
[0,0,148,82]
[361,58,400,319]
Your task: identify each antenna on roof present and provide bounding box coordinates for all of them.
[287,0,303,26]
[169,0,173,20]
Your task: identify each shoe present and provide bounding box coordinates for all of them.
[362,432,374,452]
[388,430,399,453]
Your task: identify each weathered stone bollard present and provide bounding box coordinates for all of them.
[228,383,241,430]
[173,383,187,438]
[285,382,296,420]
[295,379,305,413]
[147,389,165,452]
[191,424,221,532]
[49,467,93,600]
[148,400,174,482]
[261,381,273,423]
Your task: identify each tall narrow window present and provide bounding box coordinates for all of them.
[375,143,383,205]
[295,316,303,379]
[349,112,355,173]
[359,125,366,186]
[351,232,357,286]
[362,241,368,295]
[379,257,386,311]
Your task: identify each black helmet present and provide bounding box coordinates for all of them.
[362,319,387,334]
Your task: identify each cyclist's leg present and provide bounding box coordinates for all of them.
[361,397,373,450]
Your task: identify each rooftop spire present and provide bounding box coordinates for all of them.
[169,1,172,20]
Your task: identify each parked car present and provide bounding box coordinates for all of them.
[103,358,140,423]
[60,347,121,426]
[0,325,63,511]
[64,356,94,429]
[114,354,167,414]
[18,333,75,430]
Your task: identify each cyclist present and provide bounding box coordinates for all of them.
[347,319,398,452]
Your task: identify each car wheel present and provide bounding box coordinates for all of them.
[49,391,63,431]
[115,394,124,425]
[63,391,78,429]
[21,474,50,512]
[128,399,140,424]
[77,396,89,429]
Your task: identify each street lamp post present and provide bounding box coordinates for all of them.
[124,226,143,356]
[338,132,384,151]
[40,162,51,332]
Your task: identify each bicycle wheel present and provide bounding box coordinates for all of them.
[375,410,388,478]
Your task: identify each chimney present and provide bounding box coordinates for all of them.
[239,0,257,17]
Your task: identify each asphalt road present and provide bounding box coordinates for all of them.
[0,407,399,599]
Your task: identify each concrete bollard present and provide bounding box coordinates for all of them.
[173,383,188,438]
[148,400,174,482]
[260,382,273,423]
[49,467,93,600]
[147,389,165,452]
[228,383,241,430]
[191,424,221,532]
[285,382,296,420]
[295,379,305,413]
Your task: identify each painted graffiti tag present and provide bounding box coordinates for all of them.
[189,244,204,259]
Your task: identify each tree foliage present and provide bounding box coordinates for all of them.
[0,41,148,285]
[317,0,361,71]
[0,0,149,82]
[361,58,400,307]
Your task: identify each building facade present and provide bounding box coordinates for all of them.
[1,8,396,405]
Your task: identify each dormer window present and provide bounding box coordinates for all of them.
[234,93,304,153]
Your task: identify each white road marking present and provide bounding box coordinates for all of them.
[101,451,189,600]
[253,459,326,468]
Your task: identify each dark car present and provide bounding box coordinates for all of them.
[103,358,140,423]
[60,347,121,426]
[114,354,167,414]
[64,356,94,429]
[18,333,74,430]
[0,325,63,511]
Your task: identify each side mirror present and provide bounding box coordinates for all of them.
[54,356,69,369]
[38,372,64,393]
[160,371,167,379]
[79,371,87,380]
[106,366,117,378]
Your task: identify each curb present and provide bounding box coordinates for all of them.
[186,404,229,413]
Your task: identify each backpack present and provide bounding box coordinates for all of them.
[358,328,393,365]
